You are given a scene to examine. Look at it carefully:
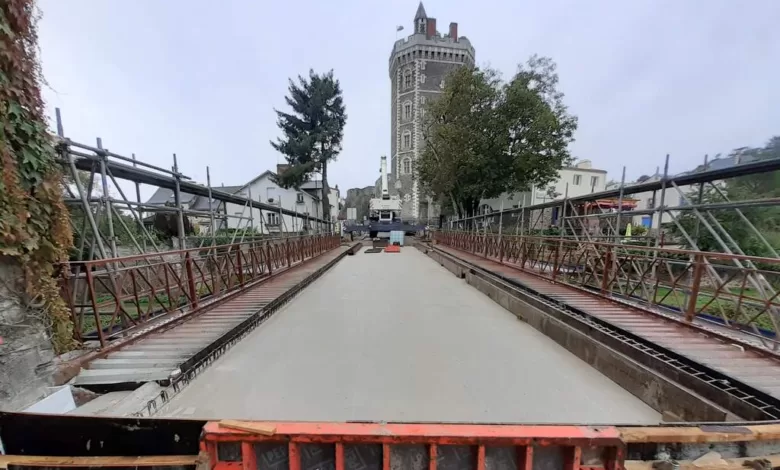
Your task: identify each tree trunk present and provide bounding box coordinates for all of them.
[321,162,331,233]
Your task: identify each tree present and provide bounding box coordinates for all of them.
[417,56,577,218]
[271,70,346,228]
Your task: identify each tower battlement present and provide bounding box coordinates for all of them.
[384,2,476,221]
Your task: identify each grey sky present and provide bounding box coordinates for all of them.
[39,0,779,197]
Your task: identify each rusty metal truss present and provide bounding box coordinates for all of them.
[60,234,341,348]
[435,230,780,350]
[438,156,780,348]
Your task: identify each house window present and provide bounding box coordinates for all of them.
[573,174,582,186]
[403,102,412,120]
[420,96,426,104]
[266,187,276,202]
[647,198,655,209]
[420,74,426,83]
[590,176,599,188]
[404,70,412,88]
[402,131,412,149]
[403,158,412,174]
[296,193,304,204]
[267,213,279,226]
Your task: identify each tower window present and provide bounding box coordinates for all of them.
[403,131,412,149]
[403,158,412,174]
[403,102,412,120]
[404,70,412,89]
[420,74,426,83]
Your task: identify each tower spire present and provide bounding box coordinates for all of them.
[414,2,427,20]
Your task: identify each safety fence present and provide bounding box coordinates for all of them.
[434,231,780,337]
[201,421,623,470]
[5,415,780,470]
[60,234,341,347]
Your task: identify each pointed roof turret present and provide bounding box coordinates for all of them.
[414,2,427,20]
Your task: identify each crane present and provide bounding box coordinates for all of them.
[368,155,402,238]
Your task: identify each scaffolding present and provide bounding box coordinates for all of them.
[55,108,332,262]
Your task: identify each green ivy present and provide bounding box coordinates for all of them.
[0,1,75,353]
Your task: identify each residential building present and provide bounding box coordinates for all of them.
[144,187,228,233]
[223,171,320,234]
[480,160,608,212]
[299,179,340,227]
[384,2,476,221]
[144,172,323,235]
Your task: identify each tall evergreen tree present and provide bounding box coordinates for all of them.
[271,70,346,229]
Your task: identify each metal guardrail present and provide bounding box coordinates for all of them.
[60,234,341,347]
[434,231,780,344]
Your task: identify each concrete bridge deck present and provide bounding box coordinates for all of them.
[156,246,660,424]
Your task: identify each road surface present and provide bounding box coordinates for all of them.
[158,245,660,424]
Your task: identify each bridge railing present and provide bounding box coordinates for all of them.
[60,234,341,347]
[434,230,780,341]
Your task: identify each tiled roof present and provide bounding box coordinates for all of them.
[145,188,197,205]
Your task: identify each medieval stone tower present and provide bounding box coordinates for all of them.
[384,2,476,221]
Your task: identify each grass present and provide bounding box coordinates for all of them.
[617,284,775,332]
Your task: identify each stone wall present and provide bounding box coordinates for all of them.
[0,260,56,411]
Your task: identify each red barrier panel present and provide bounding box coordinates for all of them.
[201,421,624,470]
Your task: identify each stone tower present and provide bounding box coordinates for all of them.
[384,2,476,221]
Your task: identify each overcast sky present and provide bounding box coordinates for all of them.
[38,0,779,198]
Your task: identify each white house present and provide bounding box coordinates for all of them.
[145,171,326,236]
[480,160,608,212]
[223,171,322,234]
[299,179,340,227]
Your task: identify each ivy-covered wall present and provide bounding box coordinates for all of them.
[0,1,76,409]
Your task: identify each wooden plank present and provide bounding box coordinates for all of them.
[619,425,780,443]
[219,419,277,436]
[625,454,780,470]
[0,455,199,469]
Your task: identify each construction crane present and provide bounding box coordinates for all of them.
[368,155,401,238]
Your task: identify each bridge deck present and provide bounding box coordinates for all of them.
[434,244,780,402]
[73,245,353,387]
[157,245,660,424]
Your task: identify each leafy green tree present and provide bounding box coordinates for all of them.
[271,70,346,227]
[417,56,577,217]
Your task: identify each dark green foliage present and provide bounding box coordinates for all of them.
[271,70,347,227]
[418,56,578,218]
[0,1,75,352]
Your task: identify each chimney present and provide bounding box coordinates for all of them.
[277,164,290,175]
[449,22,458,41]
[426,18,436,39]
